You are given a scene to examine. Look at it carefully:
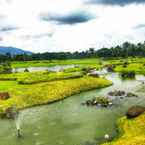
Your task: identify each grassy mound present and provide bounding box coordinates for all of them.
[0,76,112,113]
[102,113,145,145]
[0,71,83,84]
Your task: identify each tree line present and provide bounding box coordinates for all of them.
[1,41,145,62]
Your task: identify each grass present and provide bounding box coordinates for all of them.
[0,59,113,112]
[11,58,102,68]
[0,76,112,112]
[102,113,145,145]
[114,63,145,74]
[102,57,145,74]
[0,71,83,84]
[10,57,145,75]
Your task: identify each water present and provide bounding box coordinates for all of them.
[12,65,75,73]
[0,73,145,145]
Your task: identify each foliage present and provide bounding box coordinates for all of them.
[0,71,84,84]
[120,71,136,79]
[96,96,110,107]
[2,41,145,62]
[102,113,145,145]
[11,58,102,68]
[0,62,12,74]
[0,76,112,112]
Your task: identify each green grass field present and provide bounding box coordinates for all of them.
[11,58,103,68]
[0,71,84,84]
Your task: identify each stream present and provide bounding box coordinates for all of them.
[0,73,145,145]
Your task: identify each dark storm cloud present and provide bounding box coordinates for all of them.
[40,11,95,25]
[86,0,145,6]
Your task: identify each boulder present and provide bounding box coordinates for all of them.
[125,92,138,98]
[108,90,125,96]
[87,72,99,77]
[0,92,10,100]
[84,96,112,107]
[126,106,145,118]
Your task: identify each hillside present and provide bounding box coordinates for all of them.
[0,46,32,55]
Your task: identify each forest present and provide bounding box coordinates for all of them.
[1,41,145,62]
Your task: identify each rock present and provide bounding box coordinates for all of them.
[86,100,93,106]
[105,64,115,72]
[82,67,96,74]
[108,90,125,96]
[104,134,110,140]
[109,102,113,106]
[125,92,138,98]
[0,92,10,100]
[5,106,18,119]
[126,106,145,118]
[87,72,99,77]
[84,97,112,107]
[96,97,110,107]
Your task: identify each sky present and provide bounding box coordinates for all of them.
[0,0,145,52]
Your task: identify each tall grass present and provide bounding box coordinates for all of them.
[0,76,112,112]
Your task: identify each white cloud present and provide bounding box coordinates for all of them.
[0,0,145,52]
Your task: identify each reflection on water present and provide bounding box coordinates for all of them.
[0,73,145,145]
[12,65,75,73]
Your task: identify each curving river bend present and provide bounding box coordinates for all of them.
[1,73,145,145]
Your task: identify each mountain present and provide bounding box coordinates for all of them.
[0,46,33,55]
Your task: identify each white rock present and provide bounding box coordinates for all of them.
[104,134,110,140]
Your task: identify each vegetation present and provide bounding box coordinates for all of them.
[0,62,12,74]
[84,96,111,107]
[1,41,145,62]
[0,70,84,84]
[11,58,102,68]
[96,96,111,107]
[102,113,145,145]
[0,74,112,114]
[120,71,136,79]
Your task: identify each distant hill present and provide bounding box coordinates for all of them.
[0,46,33,55]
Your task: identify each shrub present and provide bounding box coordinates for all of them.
[120,71,136,79]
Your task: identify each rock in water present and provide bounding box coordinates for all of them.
[104,134,110,140]
[126,106,145,118]
[0,92,10,100]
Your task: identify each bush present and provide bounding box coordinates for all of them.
[24,68,29,72]
[0,62,12,74]
[121,71,135,79]
[96,96,110,107]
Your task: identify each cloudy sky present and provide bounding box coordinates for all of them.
[0,0,145,52]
